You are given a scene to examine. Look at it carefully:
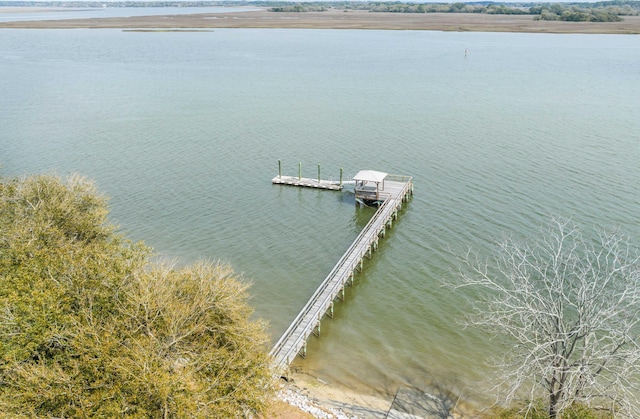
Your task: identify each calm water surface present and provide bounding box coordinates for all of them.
[1,28,639,405]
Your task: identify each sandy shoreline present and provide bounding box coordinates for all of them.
[279,370,481,418]
[0,8,639,33]
[282,371,391,418]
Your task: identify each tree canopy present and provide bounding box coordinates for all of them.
[0,174,273,418]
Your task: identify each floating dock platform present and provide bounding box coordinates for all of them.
[271,175,342,191]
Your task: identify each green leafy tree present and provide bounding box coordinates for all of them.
[0,174,273,418]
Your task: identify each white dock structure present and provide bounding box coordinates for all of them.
[271,161,344,191]
[271,175,342,191]
[270,170,413,373]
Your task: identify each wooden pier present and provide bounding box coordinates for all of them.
[270,172,413,373]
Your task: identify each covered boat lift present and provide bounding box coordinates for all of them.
[353,170,388,205]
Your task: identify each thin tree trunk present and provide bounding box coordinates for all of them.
[549,392,558,419]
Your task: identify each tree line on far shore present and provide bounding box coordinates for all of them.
[1,0,640,22]
[268,1,639,22]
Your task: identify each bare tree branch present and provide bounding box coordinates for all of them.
[448,218,640,418]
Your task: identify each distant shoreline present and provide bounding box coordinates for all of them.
[1,8,640,33]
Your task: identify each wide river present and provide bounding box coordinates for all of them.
[1,27,639,406]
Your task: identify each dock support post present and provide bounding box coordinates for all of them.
[340,168,343,186]
[278,159,282,178]
[301,342,307,358]
[314,320,321,337]
[318,164,321,183]
[298,162,302,180]
[327,302,334,318]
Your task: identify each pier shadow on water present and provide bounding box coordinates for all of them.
[386,384,456,419]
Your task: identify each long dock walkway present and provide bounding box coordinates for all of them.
[270,174,413,373]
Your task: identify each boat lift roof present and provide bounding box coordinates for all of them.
[353,170,388,183]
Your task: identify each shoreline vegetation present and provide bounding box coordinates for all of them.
[0,1,638,32]
[268,0,640,22]
[0,176,625,418]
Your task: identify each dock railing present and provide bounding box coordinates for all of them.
[270,197,395,371]
[385,174,413,184]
